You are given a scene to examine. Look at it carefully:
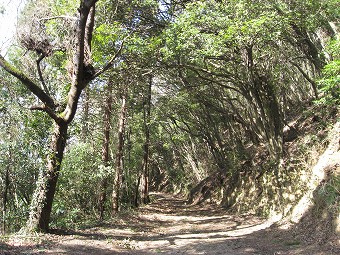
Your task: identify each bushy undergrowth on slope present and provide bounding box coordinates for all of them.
[189,103,339,229]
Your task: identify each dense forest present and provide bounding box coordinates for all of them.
[0,1,339,249]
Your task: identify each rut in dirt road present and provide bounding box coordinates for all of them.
[3,193,339,255]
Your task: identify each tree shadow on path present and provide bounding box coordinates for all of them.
[3,192,339,255]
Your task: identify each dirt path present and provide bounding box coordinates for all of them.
[1,193,339,254]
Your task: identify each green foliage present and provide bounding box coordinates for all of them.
[52,0,78,14]
[318,38,340,103]
[52,142,106,228]
[314,175,340,214]
[92,22,127,65]
[1,0,339,232]
[0,83,51,232]
[161,0,284,63]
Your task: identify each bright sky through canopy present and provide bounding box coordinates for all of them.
[0,0,26,54]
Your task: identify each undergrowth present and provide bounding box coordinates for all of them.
[314,175,340,214]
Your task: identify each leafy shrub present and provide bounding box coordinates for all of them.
[318,38,340,103]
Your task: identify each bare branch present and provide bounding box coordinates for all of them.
[38,15,77,22]
[142,69,153,76]
[36,54,51,96]
[189,68,241,94]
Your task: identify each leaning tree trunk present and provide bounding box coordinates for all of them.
[24,1,101,232]
[0,0,121,232]
[26,122,68,232]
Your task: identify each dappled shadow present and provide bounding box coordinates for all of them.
[121,193,340,254]
[0,240,42,255]
[0,241,13,255]
[37,243,131,255]
[124,223,339,255]
[140,193,233,218]
[5,192,339,255]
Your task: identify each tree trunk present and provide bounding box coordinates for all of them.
[291,25,325,73]
[81,87,90,141]
[246,47,283,159]
[2,146,11,234]
[112,94,127,214]
[0,1,102,233]
[25,122,68,233]
[139,76,152,205]
[98,82,113,220]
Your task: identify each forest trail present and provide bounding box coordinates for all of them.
[2,193,338,255]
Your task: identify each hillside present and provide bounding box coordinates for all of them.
[187,103,340,243]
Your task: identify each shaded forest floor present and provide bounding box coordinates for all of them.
[1,193,339,255]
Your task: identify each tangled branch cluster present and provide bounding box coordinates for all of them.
[16,1,77,57]
[20,37,54,56]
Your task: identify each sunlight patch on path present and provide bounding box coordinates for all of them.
[140,213,233,223]
[134,212,274,253]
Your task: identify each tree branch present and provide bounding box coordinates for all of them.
[85,5,95,53]
[290,61,318,99]
[169,62,241,94]
[36,54,51,96]
[38,15,77,22]
[30,105,64,124]
[62,0,98,123]
[189,67,241,94]
[92,39,126,79]
[0,55,56,109]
